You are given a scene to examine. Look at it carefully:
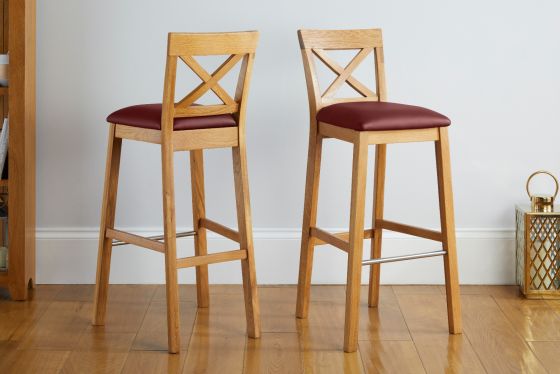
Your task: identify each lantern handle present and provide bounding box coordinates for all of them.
[526,170,559,199]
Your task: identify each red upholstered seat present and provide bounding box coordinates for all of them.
[316,101,451,131]
[106,103,237,131]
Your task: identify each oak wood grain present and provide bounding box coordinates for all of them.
[461,295,547,373]
[0,285,556,373]
[396,293,485,373]
[244,333,303,373]
[122,351,187,374]
[359,340,426,374]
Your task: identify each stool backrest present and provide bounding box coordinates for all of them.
[298,29,386,117]
[161,31,259,134]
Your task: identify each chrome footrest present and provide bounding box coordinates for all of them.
[112,230,196,246]
[362,250,446,266]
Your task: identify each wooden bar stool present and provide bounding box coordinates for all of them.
[92,31,261,353]
[295,28,462,353]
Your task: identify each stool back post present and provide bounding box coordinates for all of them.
[233,52,256,139]
[161,47,177,145]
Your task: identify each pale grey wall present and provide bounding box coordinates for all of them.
[37,0,560,234]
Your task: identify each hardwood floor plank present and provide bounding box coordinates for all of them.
[396,293,485,373]
[89,284,157,336]
[260,286,298,333]
[107,284,158,304]
[3,285,558,373]
[17,301,91,350]
[310,285,346,301]
[528,341,560,373]
[412,335,486,374]
[152,285,244,302]
[359,340,426,373]
[55,284,95,302]
[183,294,247,373]
[99,302,152,334]
[451,285,518,297]
[122,351,187,374]
[60,351,128,374]
[462,294,547,373]
[359,286,411,341]
[24,285,64,301]
[0,285,63,343]
[76,330,136,352]
[56,284,157,303]
[0,298,51,341]
[392,285,442,295]
[0,343,70,373]
[244,332,302,373]
[152,285,197,302]
[209,284,245,295]
[494,289,560,341]
[132,301,197,351]
[298,300,365,373]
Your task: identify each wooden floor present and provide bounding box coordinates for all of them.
[0,284,558,373]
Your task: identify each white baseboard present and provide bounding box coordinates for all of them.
[36,227,516,285]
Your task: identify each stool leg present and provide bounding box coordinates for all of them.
[435,127,462,334]
[190,149,209,308]
[93,124,122,325]
[233,143,261,339]
[162,141,181,353]
[296,132,323,319]
[368,144,386,307]
[344,134,369,353]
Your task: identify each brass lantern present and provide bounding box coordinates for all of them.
[516,171,560,298]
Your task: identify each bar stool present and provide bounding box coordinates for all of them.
[92,31,261,353]
[295,29,462,353]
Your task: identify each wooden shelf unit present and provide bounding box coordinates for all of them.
[0,0,36,300]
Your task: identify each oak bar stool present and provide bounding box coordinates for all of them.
[295,29,462,352]
[92,31,261,353]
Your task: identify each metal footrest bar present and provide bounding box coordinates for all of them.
[111,230,196,247]
[362,250,446,266]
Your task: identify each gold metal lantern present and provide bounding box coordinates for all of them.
[516,171,560,299]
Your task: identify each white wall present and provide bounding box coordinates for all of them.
[35,0,560,284]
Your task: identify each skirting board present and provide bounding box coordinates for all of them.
[36,227,515,285]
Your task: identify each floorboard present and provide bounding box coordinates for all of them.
[0,284,557,373]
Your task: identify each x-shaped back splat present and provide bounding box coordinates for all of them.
[175,53,246,115]
[312,48,377,99]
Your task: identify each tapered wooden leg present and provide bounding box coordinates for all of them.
[190,149,209,308]
[368,144,386,307]
[162,141,181,353]
[232,143,261,339]
[296,132,323,319]
[344,134,369,353]
[435,127,462,334]
[93,124,122,325]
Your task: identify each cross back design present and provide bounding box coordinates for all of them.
[312,47,377,100]
[162,32,258,122]
[175,53,246,112]
[298,29,386,110]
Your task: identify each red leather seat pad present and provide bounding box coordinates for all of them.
[107,104,237,131]
[316,101,451,131]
